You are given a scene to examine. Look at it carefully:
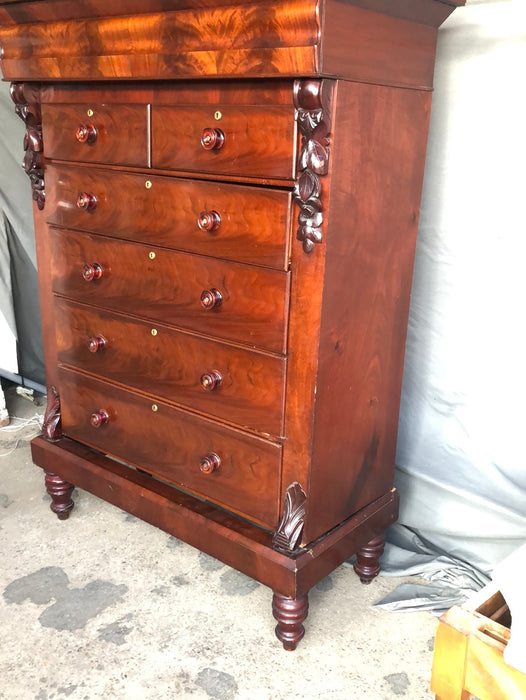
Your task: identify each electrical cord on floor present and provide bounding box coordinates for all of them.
[0,413,43,457]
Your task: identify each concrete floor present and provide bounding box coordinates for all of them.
[0,386,439,700]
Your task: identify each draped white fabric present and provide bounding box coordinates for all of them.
[392,0,526,579]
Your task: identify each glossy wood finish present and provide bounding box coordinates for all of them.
[0,0,464,27]
[3,0,464,649]
[152,104,296,180]
[0,0,463,87]
[0,1,319,81]
[45,164,293,269]
[41,104,148,167]
[54,298,286,435]
[58,367,282,528]
[49,228,290,353]
[31,434,399,598]
[300,80,433,542]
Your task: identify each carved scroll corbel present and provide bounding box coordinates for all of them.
[273,482,307,553]
[10,82,45,210]
[293,79,333,253]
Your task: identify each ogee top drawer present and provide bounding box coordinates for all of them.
[49,228,290,353]
[46,164,292,269]
[152,105,296,180]
[58,367,281,529]
[41,104,148,167]
[55,298,286,436]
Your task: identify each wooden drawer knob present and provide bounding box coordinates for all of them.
[90,409,109,428]
[76,192,98,211]
[200,288,222,310]
[197,210,221,232]
[82,262,103,282]
[200,453,221,474]
[201,127,225,151]
[75,123,98,144]
[87,335,107,353]
[200,370,222,392]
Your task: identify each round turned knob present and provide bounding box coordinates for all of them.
[200,288,223,310]
[76,192,98,211]
[87,335,107,353]
[197,210,221,232]
[90,409,109,428]
[82,262,103,282]
[75,123,98,144]
[200,370,222,392]
[200,453,221,474]
[201,127,225,151]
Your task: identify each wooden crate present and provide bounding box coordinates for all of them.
[431,582,526,699]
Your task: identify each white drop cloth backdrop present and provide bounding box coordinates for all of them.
[381,0,526,597]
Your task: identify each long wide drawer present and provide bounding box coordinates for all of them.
[41,103,149,167]
[49,228,290,353]
[152,104,296,180]
[55,298,286,436]
[57,367,281,528]
[46,164,292,269]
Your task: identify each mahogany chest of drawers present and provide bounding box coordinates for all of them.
[0,0,463,648]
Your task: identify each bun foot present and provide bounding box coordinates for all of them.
[45,471,75,520]
[272,592,309,650]
[353,534,385,583]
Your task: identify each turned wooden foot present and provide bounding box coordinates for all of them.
[353,533,385,584]
[272,592,309,650]
[44,471,74,520]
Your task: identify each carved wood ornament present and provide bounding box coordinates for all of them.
[43,385,62,440]
[273,482,307,552]
[293,79,333,253]
[9,82,45,210]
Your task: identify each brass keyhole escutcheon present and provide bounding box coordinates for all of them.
[145,180,152,189]
[87,108,94,117]
[151,328,158,336]
[214,110,222,121]
[151,404,159,412]
[149,251,156,260]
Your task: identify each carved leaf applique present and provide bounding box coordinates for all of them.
[273,482,307,553]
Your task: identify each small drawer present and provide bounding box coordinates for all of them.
[58,367,281,528]
[55,298,286,436]
[50,228,290,354]
[41,104,148,167]
[46,164,292,270]
[152,105,296,180]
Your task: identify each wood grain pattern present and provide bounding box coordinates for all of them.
[57,367,282,528]
[302,80,433,542]
[41,104,148,167]
[152,104,296,180]
[31,433,399,599]
[54,298,286,436]
[321,1,438,90]
[0,0,464,27]
[49,228,291,353]
[0,2,319,81]
[45,164,293,269]
[0,1,462,86]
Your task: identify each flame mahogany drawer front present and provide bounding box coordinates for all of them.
[54,298,286,436]
[41,104,149,167]
[151,105,296,180]
[57,367,281,529]
[45,164,292,270]
[49,228,290,353]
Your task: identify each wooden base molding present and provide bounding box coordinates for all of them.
[31,435,398,646]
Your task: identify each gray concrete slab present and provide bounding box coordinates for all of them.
[0,387,437,699]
